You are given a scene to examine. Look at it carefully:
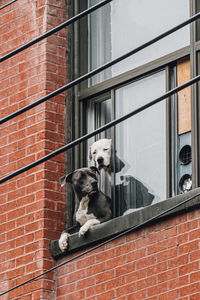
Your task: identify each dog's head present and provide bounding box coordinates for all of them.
[60,167,99,198]
[88,139,112,171]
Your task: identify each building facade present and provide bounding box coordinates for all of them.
[0,0,200,299]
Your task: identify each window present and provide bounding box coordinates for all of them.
[86,0,190,85]
[86,94,112,196]
[88,0,111,86]
[196,0,200,41]
[67,0,200,226]
[115,70,167,214]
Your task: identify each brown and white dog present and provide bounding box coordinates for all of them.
[58,167,112,252]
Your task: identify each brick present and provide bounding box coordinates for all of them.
[189,228,200,240]
[7,226,25,241]
[0,142,17,156]
[7,187,25,201]
[8,129,26,143]
[168,254,189,269]
[127,247,146,261]
[116,282,137,297]
[17,154,36,169]
[136,254,156,270]
[77,276,95,290]
[57,283,75,296]
[7,207,25,221]
[157,247,177,262]
[190,270,200,283]
[116,241,134,256]
[190,249,200,261]
[147,282,168,297]
[158,289,179,300]
[105,254,126,269]
[106,276,125,290]
[190,293,200,300]
[178,240,199,255]
[7,266,25,280]
[126,268,146,284]
[0,239,15,254]
[116,261,135,277]
[168,275,189,289]
[149,263,163,277]
[0,123,17,138]
[96,290,115,300]
[16,233,34,248]
[157,268,178,283]
[16,253,35,267]
[128,289,147,300]
[67,290,85,299]
[179,261,199,276]
[86,262,105,276]
[96,269,115,284]
[177,219,198,234]
[76,255,95,270]
[9,149,26,162]
[180,282,200,297]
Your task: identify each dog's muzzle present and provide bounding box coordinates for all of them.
[97,157,104,166]
[96,157,110,171]
[87,179,98,195]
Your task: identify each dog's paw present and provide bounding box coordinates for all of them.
[58,232,69,252]
[79,219,100,237]
[79,224,88,237]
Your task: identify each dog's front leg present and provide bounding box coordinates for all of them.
[79,219,100,237]
[58,231,70,252]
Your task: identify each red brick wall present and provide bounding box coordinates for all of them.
[56,209,200,300]
[0,0,67,298]
[1,1,200,300]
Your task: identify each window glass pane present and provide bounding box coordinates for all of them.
[86,97,112,195]
[88,0,111,86]
[115,70,166,215]
[86,97,111,140]
[88,0,189,85]
[196,0,200,41]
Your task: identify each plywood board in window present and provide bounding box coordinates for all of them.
[177,58,191,135]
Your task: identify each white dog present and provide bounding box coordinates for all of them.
[88,138,112,176]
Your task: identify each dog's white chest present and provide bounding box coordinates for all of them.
[76,196,96,226]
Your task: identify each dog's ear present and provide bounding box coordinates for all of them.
[88,146,92,162]
[89,166,100,175]
[60,175,67,187]
[65,171,74,183]
[60,171,74,187]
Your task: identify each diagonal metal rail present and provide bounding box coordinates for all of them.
[0,0,17,10]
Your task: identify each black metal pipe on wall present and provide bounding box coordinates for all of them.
[0,0,17,10]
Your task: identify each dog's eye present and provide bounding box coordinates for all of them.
[103,148,109,151]
[93,151,96,155]
[90,173,97,179]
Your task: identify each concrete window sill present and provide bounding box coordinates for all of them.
[50,188,200,259]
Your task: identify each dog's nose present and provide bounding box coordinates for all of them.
[91,180,98,188]
[97,157,104,165]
